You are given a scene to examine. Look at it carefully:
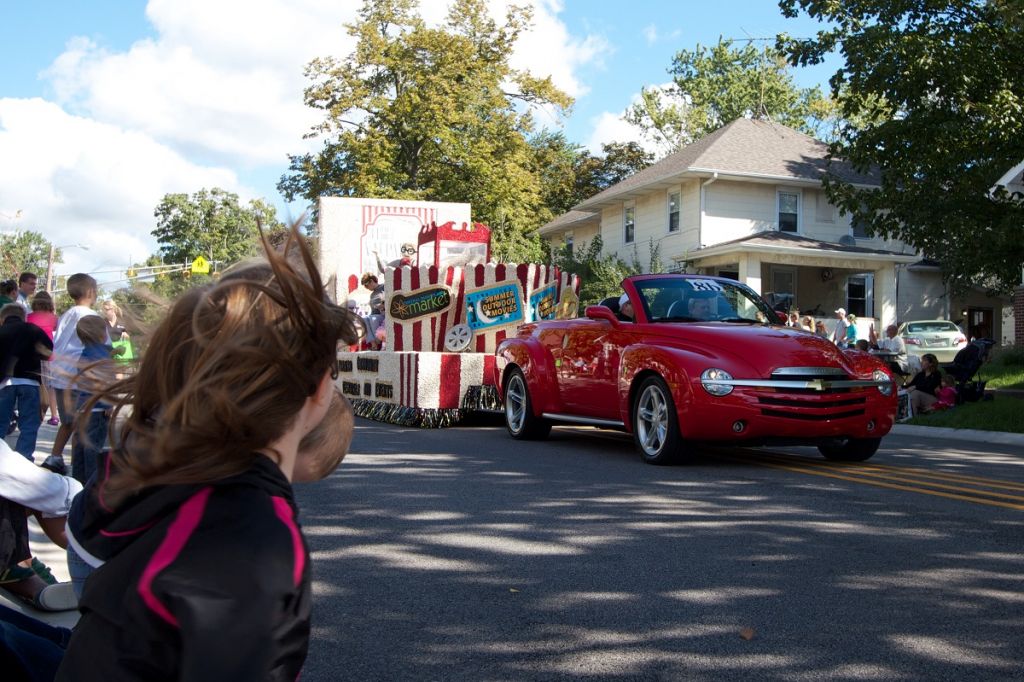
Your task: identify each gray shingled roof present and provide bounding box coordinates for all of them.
[691,230,914,258]
[574,118,880,211]
[538,210,600,236]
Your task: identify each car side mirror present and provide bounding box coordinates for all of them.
[776,311,788,324]
[585,305,620,324]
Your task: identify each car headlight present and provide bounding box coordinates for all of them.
[701,368,734,396]
[873,369,893,396]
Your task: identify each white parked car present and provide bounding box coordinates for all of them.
[897,320,968,364]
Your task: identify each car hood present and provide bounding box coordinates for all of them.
[647,323,858,377]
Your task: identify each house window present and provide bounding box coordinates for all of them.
[624,205,635,244]
[718,269,739,281]
[765,266,796,313]
[564,234,573,257]
[846,274,874,317]
[778,191,799,233]
[851,214,870,239]
[668,192,680,232]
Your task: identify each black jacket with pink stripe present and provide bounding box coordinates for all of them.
[57,454,311,681]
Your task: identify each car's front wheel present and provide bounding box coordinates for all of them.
[633,376,684,465]
[504,369,551,440]
[818,437,881,462]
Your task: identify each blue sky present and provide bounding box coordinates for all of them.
[0,0,839,283]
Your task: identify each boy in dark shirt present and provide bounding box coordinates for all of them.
[0,303,54,459]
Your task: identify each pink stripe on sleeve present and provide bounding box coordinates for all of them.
[137,487,213,628]
[271,497,306,587]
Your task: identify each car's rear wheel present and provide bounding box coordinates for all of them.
[633,376,683,465]
[818,437,881,462]
[504,369,551,440]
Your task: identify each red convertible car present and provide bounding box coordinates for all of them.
[494,274,898,464]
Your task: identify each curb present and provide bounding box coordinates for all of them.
[891,424,1024,447]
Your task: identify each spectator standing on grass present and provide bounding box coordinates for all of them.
[0,304,53,460]
[27,291,60,426]
[41,274,103,475]
[845,314,858,347]
[56,227,360,681]
[831,308,849,346]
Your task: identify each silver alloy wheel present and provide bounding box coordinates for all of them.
[636,383,669,455]
[505,373,527,434]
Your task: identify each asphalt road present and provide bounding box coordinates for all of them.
[296,417,1024,681]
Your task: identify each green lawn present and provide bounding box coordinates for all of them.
[982,360,1024,389]
[902,348,1024,433]
[905,396,1024,433]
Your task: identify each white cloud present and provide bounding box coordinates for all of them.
[502,0,609,99]
[643,24,658,45]
[0,98,246,285]
[584,86,672,157]
[3,0,605,286]
[42,1,603,168]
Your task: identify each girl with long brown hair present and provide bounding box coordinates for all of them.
[57,226,359,681]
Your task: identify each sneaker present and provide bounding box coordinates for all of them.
[0,565,35,584]
[31,582,78,612]
[39,455,67,476]
[46,417,59,426]
[30,557,58,585]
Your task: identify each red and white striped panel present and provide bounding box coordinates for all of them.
[336,351,491,410]
[386,263,574,354]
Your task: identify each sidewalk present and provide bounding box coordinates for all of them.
[891,423,1024,448]
[1,420,80,628]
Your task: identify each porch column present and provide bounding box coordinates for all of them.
[738,254,762,294]
[874,263,897,329]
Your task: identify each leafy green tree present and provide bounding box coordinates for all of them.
[626,38,833,151]
[279,0,572,262]
[551,234,668,307]
[778,0,1024,294]
[152,188,283,267]
[531,133,654,218]
[0,230,56,282]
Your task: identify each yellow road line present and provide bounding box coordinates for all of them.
[745,452,1024,498]
[712,452,1024,512]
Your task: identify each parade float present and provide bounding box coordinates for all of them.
[323,198,579,427]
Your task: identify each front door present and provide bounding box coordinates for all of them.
[967,308,994,340]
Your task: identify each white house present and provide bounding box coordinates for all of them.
[540,118,1013,343]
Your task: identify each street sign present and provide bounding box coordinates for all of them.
[190,256,211,275]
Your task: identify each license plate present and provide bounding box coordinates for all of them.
[926,337,949,347]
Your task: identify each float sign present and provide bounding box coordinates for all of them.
[528,283,557,322]
[389,287,452,321]
[465,283,524,331]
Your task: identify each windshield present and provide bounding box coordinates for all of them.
[906,322,959,334]
[633,277,777,324]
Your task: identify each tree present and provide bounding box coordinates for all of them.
[778,0,1024,294]
[626,38,833,153]
[152,188,283,268]
[0,230,56,281]
[530,133,654,218]
[279,0,572,262]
